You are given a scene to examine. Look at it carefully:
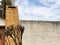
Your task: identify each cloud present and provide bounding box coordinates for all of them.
[17,0,60,21]
[28,0,56,7]
[0,0,2,1]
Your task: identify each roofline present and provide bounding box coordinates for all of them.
[0,19,60,26]
[20,20,60,22]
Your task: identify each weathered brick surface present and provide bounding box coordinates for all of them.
[6,6,19,28]
[5,6,21,45]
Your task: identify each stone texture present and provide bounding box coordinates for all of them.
[21,21,60,45]
[6,6,19,28]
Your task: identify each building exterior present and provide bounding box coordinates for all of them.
[0,20,60,45]
[0,0,60,45]
[20,20,60,45]
[0,0,21,44]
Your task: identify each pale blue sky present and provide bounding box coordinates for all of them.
[1,0,60,21]
[16,0,60,21]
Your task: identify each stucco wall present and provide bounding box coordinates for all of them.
[20,21,60,45]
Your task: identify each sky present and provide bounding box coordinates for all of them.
[0,0,60,21]
[16,0,60,21]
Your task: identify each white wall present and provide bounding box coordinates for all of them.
[21,21,60,45]
[0,19,5,26]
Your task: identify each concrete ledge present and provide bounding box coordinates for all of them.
[0,19,5,26]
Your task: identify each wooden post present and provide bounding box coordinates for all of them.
[2,0,11,19]
[2,0,6,19]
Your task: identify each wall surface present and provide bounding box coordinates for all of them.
[20,21,60,45]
